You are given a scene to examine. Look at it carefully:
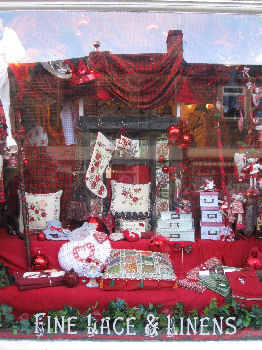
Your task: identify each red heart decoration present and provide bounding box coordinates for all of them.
[94,232,108,244]
[72,243,95,263]
[123,230,140,242]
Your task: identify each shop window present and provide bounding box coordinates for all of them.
[222,85,246,119]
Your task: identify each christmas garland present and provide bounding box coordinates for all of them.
[0,295,262,337]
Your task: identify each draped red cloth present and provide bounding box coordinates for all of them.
[9,30,233,109]
[88,31,183,108]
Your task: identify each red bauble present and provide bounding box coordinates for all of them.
[166,125,181,142]
[23,159,29,166]
[37,232,46,241]
[63,269,79,288]
[162,166,169,174]
[31,252,49,271]
[180,133,191,146]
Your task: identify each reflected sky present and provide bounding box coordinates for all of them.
[1,11,262,65]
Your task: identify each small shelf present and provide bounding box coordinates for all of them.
[80,116,178,132]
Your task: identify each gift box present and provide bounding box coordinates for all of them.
[201,221,223,240]
[200,191,218,207]
[186,257,222,280]
[14,270,65,291]
[160,211,192,221]
[157,218,194,230]
[155,228,195,242]
[201,207,222,223]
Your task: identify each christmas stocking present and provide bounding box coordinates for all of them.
[85,132,115,198]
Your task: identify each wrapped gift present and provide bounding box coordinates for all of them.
[14,270,65,291]
[157,218,194,230]
[201,221,223,240]
[201,207,222,223]
[186,257,222,280]
[155,228,195,242]
[198,274,231,297]
[161,211,192,220]
[177,278,207,293]
[200,191,219,207]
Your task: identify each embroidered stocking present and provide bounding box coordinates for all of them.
[85,132,115,198]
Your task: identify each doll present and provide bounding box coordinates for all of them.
[244,157,262,189]
[230,193,246,230]
[234,153,246,182]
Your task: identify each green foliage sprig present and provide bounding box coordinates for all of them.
[0,296,262,337]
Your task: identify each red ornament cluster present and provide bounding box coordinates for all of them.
[166,125,192,148]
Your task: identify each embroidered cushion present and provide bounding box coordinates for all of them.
[101,249,177,290]
[110,181,151,215]
[19,190,63,231]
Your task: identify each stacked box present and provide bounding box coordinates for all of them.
[200,192,223,240]
[116,219,149,233]
[156,211,195,242]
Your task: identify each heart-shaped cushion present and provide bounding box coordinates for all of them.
[94,232,108,244]
[58,232,111,276]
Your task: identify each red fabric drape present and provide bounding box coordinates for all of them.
[89,32,183,108]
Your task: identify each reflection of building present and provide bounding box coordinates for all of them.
[5,30,262,228]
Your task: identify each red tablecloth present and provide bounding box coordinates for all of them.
[0,229,262,316]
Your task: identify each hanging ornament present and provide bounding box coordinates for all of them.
[216,99,223,111]
[238,109,244,133]
[23,159,29,166]
[166,125,181,142]
[179,133,191,147]
[7,154,18,168]
[31,252,49,271]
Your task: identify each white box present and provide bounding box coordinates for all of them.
[118,219,148,232]
[201,207,222,223]
[157,219,194,230]
[200,192,218,207]
[201,221,223,240]
[156,228,195,241]
[160,211,192,221]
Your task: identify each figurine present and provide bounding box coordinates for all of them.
[244,157,262,189]
[230,193,246,230]
[234,153,247,182]
[82,258,104,288]
[201,178,215,191]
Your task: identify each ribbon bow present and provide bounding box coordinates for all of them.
[173,243,193,254]
[50,226,63,233]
